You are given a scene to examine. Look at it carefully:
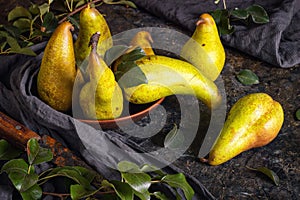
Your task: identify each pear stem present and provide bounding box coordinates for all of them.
[89,32,101,53]
[58,0,103,24]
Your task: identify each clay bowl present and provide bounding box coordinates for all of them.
[78,98,164,129]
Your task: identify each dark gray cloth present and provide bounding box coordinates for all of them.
[132,0,300,68]
[0,43,215,199]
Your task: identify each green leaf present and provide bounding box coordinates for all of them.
[295,109,300,120]
[20,184,42,200]
[10,47,37,56]
[42,12,58,33]
[118,161,141,173]
[120,47,146,62]
[27,138,53,165]
[140,164,165,176]
[211,9,234,35]
[102,180,134,200]
[153,192,168,200]
[29,4,40,15]
[38,3,50,17]
[70,184,97,200]
[8,6,32,22]
[236,69,259,85]
[1,159,28,174]
[246,4,269,24]
[115,61,148,88]
[162,173,194,200]
[12,18,31,31]
[46,167,92,189]
[247,166,280,186]
[3,25,21,38]
[19,173,39,192]
[6,36,21,49]
[67,16,80,30]
[103,0,137,8]
[231,8,249,20]
[164,124,184,149]
[72,166,96,183]
[121,172,151,200]
[0,139,22,160]
[75,0,86,9]
[104,45,130,66]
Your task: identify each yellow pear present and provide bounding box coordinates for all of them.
[123,55,222,109]
[180,13,225,81]
[74,4,112,65]
[37,21,76,112]
[208,93,284,165]
[128,31,155,56]
[79,32,123,120]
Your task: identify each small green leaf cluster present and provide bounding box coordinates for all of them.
[0,0,137,56]
[210,4,269,35]
[0,138,195,200]
[0,1,58,56]
[1,138,53,199]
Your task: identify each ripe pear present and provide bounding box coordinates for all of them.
[208,93,284,165]
[74,4,112,65]
[37,21,76,112]
[79,32,123,120]
[180,13,225,81]
[123,55,222,109]
[128,31,154,56]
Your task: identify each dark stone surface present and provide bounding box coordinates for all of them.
[0,1,299,199]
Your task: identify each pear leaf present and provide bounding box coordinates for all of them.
[153,192,169,200]
[115,61,148,88]
[118,161,141,173]
[161,173,194,200]
[70,184,97,200]
[164,124,184,149]
[1,159,28,174]
[38,3,50,17]
[120,47,146,62]
[103,0,137,8]
[231,8,249,20]
[29,4,40,15]
[67,16,79,30]
[12,18,31,31]
[247,166,280,186]
[295,109,300,120]
[121,172,151,200]
[246,4,269,24]
[20,184,42,200]
[0,139,22,160]
[211,9,234,35]
[27,138,53,165]
[104,45,130,66]
[46,167,92,189]
[140,164,165,176]
[102,180,134,200]
[72,166,96,184]
[42,12,58,33]
[237,69,259,85]
[8,6,32,22]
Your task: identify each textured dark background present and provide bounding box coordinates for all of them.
[0,0,299,199]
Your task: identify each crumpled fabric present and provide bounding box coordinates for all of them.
[132,0,300,68]
[0,43,216,199]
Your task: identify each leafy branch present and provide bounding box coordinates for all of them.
[212,0,269,35]
[0,0,136,56]
[0,138,194,200]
